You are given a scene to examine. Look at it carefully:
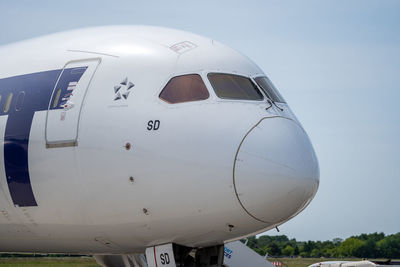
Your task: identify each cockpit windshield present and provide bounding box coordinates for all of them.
[207,73,263,101]
[254,76,286,103]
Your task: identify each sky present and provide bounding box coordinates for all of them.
[0,0,399,242]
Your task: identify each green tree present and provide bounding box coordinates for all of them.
[253,247,265,256]
[310,248,321,257]
[265,242,281,256]
[282,245,295,256]
[338,238,365,257]
[358,232,385,242]
[360,239,378,258]
[247,232,400,258]
[303,241,316,254]
[332,238,343,245]
[299,251,308,257]
[243,236,257,249]
[325,247,339,257]
[294,245,299,256]
[377,233,400,258]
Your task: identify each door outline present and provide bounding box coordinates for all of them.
[45,58,101,148]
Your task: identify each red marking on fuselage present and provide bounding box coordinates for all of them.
[153,246,158,267]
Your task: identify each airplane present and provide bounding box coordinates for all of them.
[309,260,400,267]
[0,26,319,267]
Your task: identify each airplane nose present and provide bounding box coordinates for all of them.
[233,117,319,223]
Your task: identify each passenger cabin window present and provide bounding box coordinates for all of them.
[207,73,263,101]
[254,76,286,103]
[15,91,25,111]
[159,74,209,104]
[52,89,62,108]
[4,93,13,113]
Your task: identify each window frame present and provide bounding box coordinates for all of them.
[206,72,265,102]
[157,72,212,106]
[252,75,287,104]
[15,91,25,112]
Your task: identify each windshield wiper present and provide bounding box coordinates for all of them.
[265,99,283,111]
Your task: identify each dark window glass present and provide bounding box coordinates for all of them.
[15,91,25,111]
[159,74,209,104]
[207,73,263,101]
[254,76,286,103]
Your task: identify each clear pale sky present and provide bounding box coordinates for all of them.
[0,0,399,242]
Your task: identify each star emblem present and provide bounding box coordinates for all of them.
[114,77,135,101]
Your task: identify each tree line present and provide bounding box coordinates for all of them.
[245,232,400,259]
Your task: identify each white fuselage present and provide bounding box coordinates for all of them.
[0,26,319,254]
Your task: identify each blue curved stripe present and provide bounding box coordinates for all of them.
[0,67,86,207]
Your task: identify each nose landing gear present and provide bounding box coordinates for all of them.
[145,243,224,267]
[195,245,224,267]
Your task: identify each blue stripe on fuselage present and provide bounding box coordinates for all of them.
[0,68,86,207]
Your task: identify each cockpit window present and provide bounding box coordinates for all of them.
[254,76,286,103]
[159,74,209,104]
[207,73,263,101]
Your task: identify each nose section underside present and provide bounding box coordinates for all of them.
[234,117,319,224]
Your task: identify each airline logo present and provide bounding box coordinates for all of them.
[224,247,233,259]
[113,77,134,101]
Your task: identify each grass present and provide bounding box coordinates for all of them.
[0,257,100,267]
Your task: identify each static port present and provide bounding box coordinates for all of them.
[125,143,131,150]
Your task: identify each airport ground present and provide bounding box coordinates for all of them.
[1,257,397,267]
[0,257,98,267]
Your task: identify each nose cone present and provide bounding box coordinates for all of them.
[234,117,319,223]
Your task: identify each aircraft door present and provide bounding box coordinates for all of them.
[45,58,100,147]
